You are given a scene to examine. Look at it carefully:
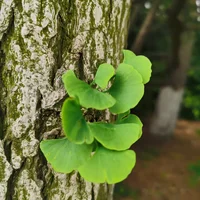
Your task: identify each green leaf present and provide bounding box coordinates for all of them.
[78,146,136,184]
[109,63,144,114]
[117,114,143,138]
[116,110,130,121]
[88,122,140,150]
[94,63,115,89]
[123,49,136,61]
[119,114,142,126]
[123,49,152,84]
[40,138,93,173]
[61,98,93,144]
[62,70,116,110]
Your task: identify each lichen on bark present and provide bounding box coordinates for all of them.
[0,0,131,199]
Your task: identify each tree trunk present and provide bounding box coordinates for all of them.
[131,0,160,54]
[129,2,142,33]
[0,0,131,199]
[150,4,194,137]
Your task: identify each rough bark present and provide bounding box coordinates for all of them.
[150,0,194,136]
[0,0,131,199]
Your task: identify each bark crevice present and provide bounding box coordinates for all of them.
[50,12,66,88]
[91,184,95,200]
[0,7,14,46]
[0,0,131,199]
[5,158,26,200]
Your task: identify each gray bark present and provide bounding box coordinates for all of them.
[0,0,131,199]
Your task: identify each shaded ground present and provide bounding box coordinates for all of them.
[114,120,200,200]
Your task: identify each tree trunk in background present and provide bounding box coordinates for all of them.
[128,2,142,33]
[0,0,131,199]
[150,0,194,137]
[131,0,160,54]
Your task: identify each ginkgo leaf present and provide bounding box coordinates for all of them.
[61,98,93,144]
[116,110,130,121]
[40,138,93,173]
[123,49,152,84]
[123,49,136,61]
[62,70,116,110]
[94,63,115,89]
[117,114,143,138]
[109,63,144,114]
[78,146,136,184]
[88,122,140,150]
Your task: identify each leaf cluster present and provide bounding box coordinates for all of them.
[40,50,152,184]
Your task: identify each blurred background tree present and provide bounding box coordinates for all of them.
[115,1,200,199]
[128,0,200,137]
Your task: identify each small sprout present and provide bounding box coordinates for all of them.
[40,49,152,184]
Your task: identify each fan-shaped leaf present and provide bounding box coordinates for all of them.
[62,70,116,110]
[123,50,152,84]
[109,63,144,114]
[88,122,140,150]
[40,138,93,173]
[117,114,143,138]
[78,146,136,184]
[116,110,130,121]
[94,63,115,89]
[123,49,136,61]
[61,98,93,144]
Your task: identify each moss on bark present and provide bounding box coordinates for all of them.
[0,0,131,199]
